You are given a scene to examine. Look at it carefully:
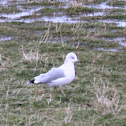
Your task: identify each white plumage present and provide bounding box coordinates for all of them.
[26,52,78,88]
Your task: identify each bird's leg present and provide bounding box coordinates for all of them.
[51,86,57,94]
[54,86,57,91]
[61,89,66,96]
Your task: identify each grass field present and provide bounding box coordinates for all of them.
[0,0,126,125]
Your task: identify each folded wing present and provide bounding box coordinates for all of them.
[34,68,65,84]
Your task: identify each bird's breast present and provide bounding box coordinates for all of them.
[63,63,75,79]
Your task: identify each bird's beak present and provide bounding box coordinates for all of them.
[76,59,79,63]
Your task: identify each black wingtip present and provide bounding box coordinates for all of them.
[30,80,35,83]
[25,80,35,84]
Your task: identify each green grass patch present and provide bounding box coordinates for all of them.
[65,7,95,15]
[108,0,126,6]
[0,39,126,125]
[110,9,126,13]
[23,0,63,6]
[104,15,126,20]
[0,6,21,13]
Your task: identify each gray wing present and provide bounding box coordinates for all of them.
[34,68,65,83]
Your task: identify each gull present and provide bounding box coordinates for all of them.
[26,52,79,88]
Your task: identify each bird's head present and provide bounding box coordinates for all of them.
[65,52,79,63]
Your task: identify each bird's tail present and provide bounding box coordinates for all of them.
[25,80,35,84]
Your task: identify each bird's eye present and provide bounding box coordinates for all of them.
[71,56,74,59]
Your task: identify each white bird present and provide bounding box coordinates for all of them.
[26,52,79,88]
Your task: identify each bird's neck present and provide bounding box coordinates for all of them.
[63,61,75,78]
[64,61,74,69]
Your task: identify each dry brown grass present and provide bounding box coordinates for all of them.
[92,77,124,114]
